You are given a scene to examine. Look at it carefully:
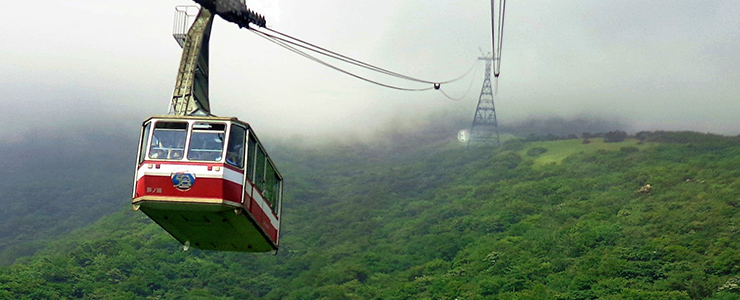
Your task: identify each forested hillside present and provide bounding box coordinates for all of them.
[0,130,136,265]
[2,129,740,299]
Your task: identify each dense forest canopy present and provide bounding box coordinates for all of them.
[0,129,136,265]
[2,122,740,299]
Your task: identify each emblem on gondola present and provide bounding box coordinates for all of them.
[171,172,196,191]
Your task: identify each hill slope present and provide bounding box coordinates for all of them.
[0,131,136,265]
[2,131,740,299]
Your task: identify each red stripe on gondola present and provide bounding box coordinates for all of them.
[247,196,279,243]
[136,175,242,204]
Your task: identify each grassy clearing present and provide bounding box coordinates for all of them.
[519,138,655,167]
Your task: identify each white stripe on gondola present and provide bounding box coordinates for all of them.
[248,182,279,229]
[136,163,243,185]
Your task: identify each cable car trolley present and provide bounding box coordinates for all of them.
[132,1,281,252]
[133,116,282,252]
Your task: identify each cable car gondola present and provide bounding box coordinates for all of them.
[133,116,282,252]
[132,3,281,252]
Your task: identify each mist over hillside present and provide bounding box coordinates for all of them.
[500,116,629,137]
[269,109,634,149]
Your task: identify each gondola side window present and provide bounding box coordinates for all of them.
[149,122,188,160]
[188,122,226,162]
[264,161,279,208]
[272,171,282,215]
[226,125,246,168]
[255,146,267,192]
[246,134,257,180]
[138,122,152,164]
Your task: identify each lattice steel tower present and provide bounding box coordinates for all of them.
[468,55,500,147]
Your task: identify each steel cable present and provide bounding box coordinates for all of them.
[249,27,477,92]
[250,29,436,91]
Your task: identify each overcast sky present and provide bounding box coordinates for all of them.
[2,0,739,143]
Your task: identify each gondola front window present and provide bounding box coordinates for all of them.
[149,122,188,160]
[188,122,226,162]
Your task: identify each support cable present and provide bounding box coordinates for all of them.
[250,29,435,91]
[256,27,473,85]
[491,0,506,77]
[438,67,479,101]
[260,28,435,84]
[248,27,477,93]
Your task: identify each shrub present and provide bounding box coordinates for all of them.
[526,147,548,157]
[604,131,627,143]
